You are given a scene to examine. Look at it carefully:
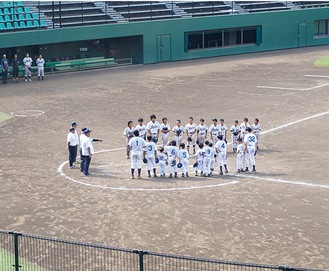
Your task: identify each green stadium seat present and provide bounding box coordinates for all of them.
[26,20,33,28]
[4,8,10,15]
[33,20,40,27]
[10,7,16,14]
[12,15,18,21]
[24,7,30,13]
[4,15,11,22]
[17,7,24,14]
[32,13,39,20]
[0,16,3,23]
[14,21,20,29]
[16,1,23,7]
[19,21,27,28]
[0,9,3,16]
[40,20,47,27]
[18,14,25,21]
[3,2,9,8]
[26,13,32,20]
[6,22,13,29]
[0,22,6,30]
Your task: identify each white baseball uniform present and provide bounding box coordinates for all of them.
[36,57,45,77]
[240,122,251,141]
[209,124,221,145]
[219,124,228,141]
[145,141,157,171]
[244,132,257,168]
[185,123,197,148]
[236,142,244,171]
[195,148,204,174]
[23,56,33,79]
[165,145,179,174]
[158,152,167,176]
[135,124,147,139]
[197,124,208,145]
[147,121,161,139]
[178,149,189,175]
[230,125,241,152]
[128,137,146,169]
[172,125,185,146]
[160,123,171,146]
[203,146,213,175]
[251,123,261,140]
[215,139,227,167]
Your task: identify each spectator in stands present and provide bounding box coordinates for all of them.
[23,53,33,82]
[12,54,19,83]
[36,54,45,81]
[1,54,9,84]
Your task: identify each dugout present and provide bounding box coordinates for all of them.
[1,7,329,65]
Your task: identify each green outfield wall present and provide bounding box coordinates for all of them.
[1,8,329,64]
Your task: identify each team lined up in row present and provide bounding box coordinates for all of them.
[124,115,261,179]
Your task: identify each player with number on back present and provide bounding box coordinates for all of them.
[135,118,147,140]
[147,114,161,143]
[185,117,197,154]
[244,127,257,173]
[123,121,135,159]
[128,130,146,179]
[215,135,229,175]
[209,118,221,146]
[194,143,204,176]
[203,140,213,177]
[178,143,189,177]
[251,118,261,150]
[197,118,208,146]
[172,120,185,146]
[164,140,179,178]
[160,117,171,146]
[144,135,158,178]
[158,147,168,177]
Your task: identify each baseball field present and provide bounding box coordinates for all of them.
[0,45,328,270]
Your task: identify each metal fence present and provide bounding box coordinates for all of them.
[0,230,322,271]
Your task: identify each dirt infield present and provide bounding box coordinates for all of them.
[1,46,329,269]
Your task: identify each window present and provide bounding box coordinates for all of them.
[314,20,329,37]
[186,26,260,51]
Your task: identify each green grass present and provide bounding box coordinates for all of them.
[0,112,12,123]
[314,55,329,66]
[0,248,47,271]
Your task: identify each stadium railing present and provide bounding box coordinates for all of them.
[0,230,323,271]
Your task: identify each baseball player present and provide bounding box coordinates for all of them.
[230,120,241,153]
[67,127,78,169]
[208,142,216,175]
[123,121,135,159]
[236,138,244,173]
[158,147,168,177]
[144,135,158,178]
[128,130,146,179]
[197,118,208,145]
[215,135,228,175]
[240,117,251,141]
[160,117,171,146]
[164,140,179,178]
[172,120,185,146]
[23,53,33,82]
[209,118,221,146]
[147,114,161,143]
[219,119,228,142]
[36,54,45,81]
[194,143,204,176]
[244,127,257,173]
[251,118,261,150]
[185,117,197,154]
[178,143,189,177]
[135,118,147,139]
[203,140,213,177]
[81,129,94,176]
[71,121,79,163]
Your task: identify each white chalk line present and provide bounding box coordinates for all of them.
[10,109,45,117]
[257,83,329,91]
[305,74,329,78]
[58,110,329,191]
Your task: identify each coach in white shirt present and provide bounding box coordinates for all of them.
[67,127,78,169]
[81,129,94,176]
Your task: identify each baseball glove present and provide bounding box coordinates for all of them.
[143,158,147,164]
[155,157,159,164]
[176,129,182,136]
[162,127,168,131]
[152,136,158,143]
[171,160,176,167]
[196,139,199,145]
[177,162,182,168]
[187,137,192,142]
[193,162,198,168]
[254,150,257,156]
[233,132,239,136]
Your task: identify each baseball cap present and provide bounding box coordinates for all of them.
[81,127,87,132]
[212,118,217,122]
[84,129,92,134]
[70,127,75,131]
[71,121,78,126]
[246,127,252,132]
